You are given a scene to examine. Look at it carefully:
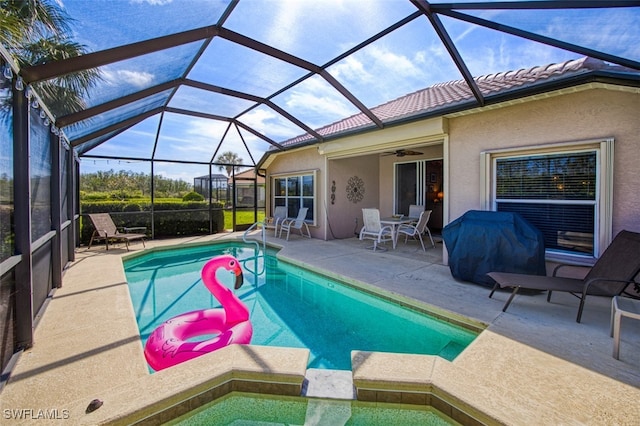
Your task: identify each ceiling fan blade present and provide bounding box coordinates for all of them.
[380,149,424,157]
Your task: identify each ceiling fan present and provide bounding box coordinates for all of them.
[381,149,424,157]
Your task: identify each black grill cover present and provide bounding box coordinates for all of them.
[442,210,546,286]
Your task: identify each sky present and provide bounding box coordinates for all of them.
[55,0,640,182]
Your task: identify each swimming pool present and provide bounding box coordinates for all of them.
[124,242,478,371]
[167,392,459,425]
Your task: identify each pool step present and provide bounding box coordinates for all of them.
[438,340,467,360]
[304,399,353,425]
[302,368,356,400]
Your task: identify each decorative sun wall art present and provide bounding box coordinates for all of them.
[346,176,365,203]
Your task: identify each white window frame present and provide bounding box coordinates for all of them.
[393,159,426,215]
[271,169,317,226]
[481,138,614,264]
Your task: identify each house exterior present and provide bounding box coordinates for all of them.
[229,168,266,208]
[193,170,265,208]
[259,57,640,265]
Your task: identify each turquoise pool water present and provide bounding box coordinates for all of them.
[168,393,460,425]
[124,242,478,370]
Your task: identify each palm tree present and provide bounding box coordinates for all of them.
[215,151,244,177]
[0,0,100,117]
[0,0,69,45]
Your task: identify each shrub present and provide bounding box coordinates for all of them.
[80,199,225,244]
[122,203,142,212]
[80,191,111,201]
[109,189,143,200]
[182,191,205,202]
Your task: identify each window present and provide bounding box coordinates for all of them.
[482,139,614,261]
[273,171,315,224]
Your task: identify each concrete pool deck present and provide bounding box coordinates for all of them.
[1,232,639,424]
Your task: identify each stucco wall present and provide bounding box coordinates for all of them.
[328,155,380,239]
[264,87,639,242]
[447,88,640,236]
[266,147,325,238]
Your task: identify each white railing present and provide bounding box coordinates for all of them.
[241,221,267,278]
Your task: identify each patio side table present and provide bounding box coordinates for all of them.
[611,296,640,360]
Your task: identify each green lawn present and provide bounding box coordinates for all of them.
[224,210,266,230]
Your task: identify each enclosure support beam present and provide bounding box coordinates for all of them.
[411,0,485,106]
[13,85,34,349]
[150,161,155,240]
[209,163,214,235]
[51,131,63,289]
[67,148,76,262]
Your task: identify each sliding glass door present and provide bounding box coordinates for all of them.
[395,159,443,229]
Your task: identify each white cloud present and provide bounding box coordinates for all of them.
[327,45,441,104]
[240,108,301,139]
[369,46,424,78]
[152,162,210,183]
[185,119,229,142]
[239,108,277,131]
[102,69,155,88]
[452,8,640,79]
[453,10,503,44]
[543,10,640,59]
[117,70,155,87]
[330,56,373,84]
[180,116,270,162]
[285,90,356,126]
[331,46,426,86]
[264,0,304,52]
[261,0,357,53]
[131,0,173,5]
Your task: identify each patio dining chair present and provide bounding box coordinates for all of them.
[359,208,394,251]
[408,204,424,223]
[488,230,640,323]
[263,206,287,236]
[279,207,311,240]
[87,213,146,251]
[396,209,435,251]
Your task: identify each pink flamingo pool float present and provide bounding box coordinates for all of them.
[144,254,253,371]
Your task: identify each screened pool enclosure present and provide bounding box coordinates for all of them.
[1,0,639,375]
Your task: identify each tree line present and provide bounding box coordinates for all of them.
[80,169,192,199]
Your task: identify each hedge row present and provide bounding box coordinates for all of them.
[80,200,225,244]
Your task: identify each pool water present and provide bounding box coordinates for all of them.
[167,393,460,425]
[124,242,478,370]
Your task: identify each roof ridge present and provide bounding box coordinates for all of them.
[280,57,636,148]
[386,57,608,94]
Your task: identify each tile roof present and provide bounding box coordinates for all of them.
[280,57,636,148]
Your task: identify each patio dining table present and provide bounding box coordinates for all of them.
[380,216,417,249]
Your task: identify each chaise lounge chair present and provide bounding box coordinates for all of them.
[88,213,146,251]
[487,230,640,323]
